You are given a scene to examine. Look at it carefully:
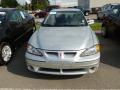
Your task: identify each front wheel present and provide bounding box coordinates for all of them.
[0,42,13,65]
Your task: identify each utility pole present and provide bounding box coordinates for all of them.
[54,0,56,5]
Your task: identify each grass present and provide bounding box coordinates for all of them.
[35,22,41,30]
[90,22,102,31]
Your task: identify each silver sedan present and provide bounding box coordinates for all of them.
[25,9,100,75]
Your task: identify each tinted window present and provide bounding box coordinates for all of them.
[42,11,87,27]
[0,12,6,24]
[111,6,120,17]
[102,5,109,11]
[107,5,112,10]
[9,11,23,22]
[22,11,31,18]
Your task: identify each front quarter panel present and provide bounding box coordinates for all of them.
[28,30,39,48]
[91,30,99,45]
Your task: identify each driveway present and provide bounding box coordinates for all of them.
[0,33,120,89]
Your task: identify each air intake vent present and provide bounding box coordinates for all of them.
[64,52,76,58]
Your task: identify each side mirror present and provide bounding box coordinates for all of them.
[87,19,94,25]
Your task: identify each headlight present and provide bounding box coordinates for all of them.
[80,44,100,57]
[27,44,43,56]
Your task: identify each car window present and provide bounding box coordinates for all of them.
[107,5,111,11]
[22,11,31,18]
[103,5,109,11]
[43,11,87,27]
[111,7,120,17]
[20,11,26,19]
[9,11,23,22]
[101,7,104,11]
[0,12,6,24]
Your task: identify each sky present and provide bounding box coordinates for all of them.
[16,0,31,5]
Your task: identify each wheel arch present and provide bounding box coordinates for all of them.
[0,38,15,49]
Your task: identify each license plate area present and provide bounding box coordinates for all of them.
[46,61,72,69]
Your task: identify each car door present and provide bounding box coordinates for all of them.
[8,10,24,42]
[22,11,35,33]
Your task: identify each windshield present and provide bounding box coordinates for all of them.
[0,12,6,24]
[42,11,88,27]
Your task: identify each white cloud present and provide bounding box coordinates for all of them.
[49,0,78,7]
[17,0,31,5]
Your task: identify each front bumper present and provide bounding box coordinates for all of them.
[26,58,100,75]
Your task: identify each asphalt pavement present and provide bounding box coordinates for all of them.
[0,33,120,89]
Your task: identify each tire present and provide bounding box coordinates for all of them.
[101,26,108,38]
[0,42,14,65]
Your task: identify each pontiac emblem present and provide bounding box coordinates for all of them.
[58,51,63,59]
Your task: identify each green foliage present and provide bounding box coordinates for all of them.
[36,22,40,30]
[31,0,49,10]
[90,22,102,31]
[16,5,25,9]
[1,0,18,8]
[0,0,49,10]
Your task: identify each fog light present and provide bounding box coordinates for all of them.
[28,65,34,71]
[89,67,96,73]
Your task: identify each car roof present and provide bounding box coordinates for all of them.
[110,3,120,5]
[51,8,81,12]
[0,8,21,12]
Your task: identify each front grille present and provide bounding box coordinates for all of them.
[63,68,85,72]
[39,67,86,73]
[45,51,77,59]
[64,52,76,58]
[46,52,58,58]
[40,68,60,72]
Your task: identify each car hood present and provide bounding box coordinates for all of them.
[30,26,94,51]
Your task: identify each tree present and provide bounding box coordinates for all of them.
[1,0,18,8]
[31,0,49,10]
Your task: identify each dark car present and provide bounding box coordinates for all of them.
[101,4,120,38]
[0,8,36,65]
[97,3,119,20]
[45,5,60,12]
[34,11,47,18]
[35,5,60,18]
[73,6,90,16]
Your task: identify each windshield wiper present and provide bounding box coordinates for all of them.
[42,24,86,27]
[56,25,84,27]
